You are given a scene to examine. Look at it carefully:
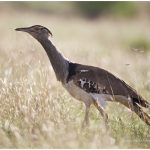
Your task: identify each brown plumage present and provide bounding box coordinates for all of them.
[15,25,150,126]
[67,62,150,125]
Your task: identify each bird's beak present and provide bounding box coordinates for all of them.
[15,27,31,33]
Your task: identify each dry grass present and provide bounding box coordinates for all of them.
[0,10,150,148]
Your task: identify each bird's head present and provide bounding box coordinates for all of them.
[15,25,53,40]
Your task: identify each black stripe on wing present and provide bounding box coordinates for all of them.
[75,78,109,94]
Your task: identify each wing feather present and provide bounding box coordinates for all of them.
[68,62,141,99]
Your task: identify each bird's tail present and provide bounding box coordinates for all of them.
[116,95,150,125]
[131,102,150,126]
[132,97,150,108]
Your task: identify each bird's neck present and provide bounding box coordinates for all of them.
[39,38,69,84]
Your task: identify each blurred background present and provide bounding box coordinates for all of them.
[0,1,150,19]
[1,1,150,53]
[0,1,150,148]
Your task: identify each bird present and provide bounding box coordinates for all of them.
[15,25,150,126]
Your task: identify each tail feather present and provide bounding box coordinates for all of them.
[132,97,150,108]
[116,95,150,125]
[132,102,150,126]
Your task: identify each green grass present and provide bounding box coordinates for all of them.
[0,10,150,148]
[128,37,150,52]
[76,1,137,18]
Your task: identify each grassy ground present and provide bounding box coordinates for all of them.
[0,10,150,148]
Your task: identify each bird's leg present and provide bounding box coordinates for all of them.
[82,104,90,128]
[93,99,108,124]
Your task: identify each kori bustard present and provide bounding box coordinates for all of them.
[15,25,150,126]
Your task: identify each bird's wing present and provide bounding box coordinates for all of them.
[68,63,140,100]
[67,62,150,109]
